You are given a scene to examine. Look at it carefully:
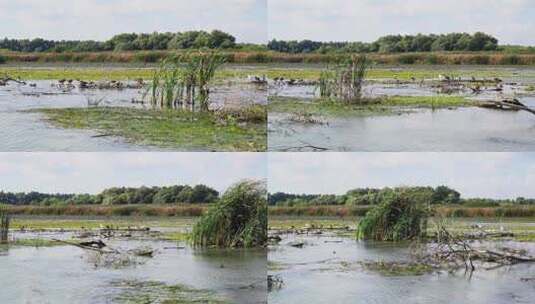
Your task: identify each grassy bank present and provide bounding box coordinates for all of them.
[0,66,260,81]
[32,107,266,151]
[3,50,535,66]
[0,50,273,64]
[268,205,535,218]
[7,215,197,230]
[1,63,530,82]
[268,96,471,117]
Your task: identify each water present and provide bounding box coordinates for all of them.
[0,230,267,304]
[269,88,535,151]
[0,80,266,151]
[269,233,535,304]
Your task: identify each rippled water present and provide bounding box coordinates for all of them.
[0,230,267,304]
[0,80,266,151]
[269,233,535,304]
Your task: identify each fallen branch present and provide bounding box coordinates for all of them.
[52,239,117,254]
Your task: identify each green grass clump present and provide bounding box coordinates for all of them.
[268,95,470,118]
[357,190,428,241]
[192,180,267,248]
[361,260,434,276]
[32,107,266,151]
[111,280,227,304]
[383,96,471,108]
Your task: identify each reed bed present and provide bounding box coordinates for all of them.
[147,52,225,111]
[357,191,428,241]
[3,50,535,65]
[191,180,267,248]
[4,204,207,217]
[1,205,10,243]
[318,54,371,103]
[268,205,535,218]
[268,205,370,217]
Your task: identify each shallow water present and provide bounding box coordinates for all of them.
[269,233,535,304]
[0,230,266,304]
[0,80,265,151]
[269,66,535,151]
[269,96,535,152]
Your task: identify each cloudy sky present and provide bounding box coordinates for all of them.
[0,0,267,43]
[269,0,535,45]
[0,153,266,194]
[269,153,535,199]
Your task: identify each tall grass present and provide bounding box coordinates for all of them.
[3,51,535,65]
[5,204,207,217]
[147,51,225,111]
[318,54,371,104]
[0,205,10,243]
[192,180,267,248]
[357,191,428,241]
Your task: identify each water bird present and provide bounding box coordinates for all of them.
[247,75,267,84]
[438,74,451,81]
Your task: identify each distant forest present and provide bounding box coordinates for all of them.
[0,184,219,206]
[268,186,535,207]
[0,30,240,53]
[268,32,500,53]
[2,31,532,54]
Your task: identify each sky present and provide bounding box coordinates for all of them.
[268,153,535,199]
[269,0,535,45]
[0,0,267,43]
[0,153,266,194]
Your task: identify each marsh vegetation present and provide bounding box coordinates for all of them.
[192,180,268,248]
[0,56,267,151]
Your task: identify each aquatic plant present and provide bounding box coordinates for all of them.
[0,205,10,243]
[317,54,371,104]
[147,51,226,111]
[357,189,429,241]
[192,180,267,248]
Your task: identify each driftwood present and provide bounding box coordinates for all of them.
[52,239,117,254]
[424,226,535,272]
[0,76,26,85]
[477,99,535,116]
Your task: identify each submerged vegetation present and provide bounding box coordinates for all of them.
[111,280,228,304]
[33,106,266,151]
[192,180,267,248]
[356,189,428,241]
[269,96,470,117]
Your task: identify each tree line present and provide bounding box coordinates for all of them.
[268,32,499,54]
[0,30,237,53]
[0,184,219,206]
[268,186,535,207]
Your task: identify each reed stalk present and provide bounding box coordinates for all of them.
[147,51,225,111]
[0,205,10,243]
